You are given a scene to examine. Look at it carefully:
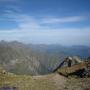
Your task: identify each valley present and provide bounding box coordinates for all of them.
[0,41,90,90]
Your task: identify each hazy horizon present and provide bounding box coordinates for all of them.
[0,40,90,47]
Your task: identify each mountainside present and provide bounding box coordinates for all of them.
[0,40,90,90]
[0,41,65,75]
[0,40,90,75]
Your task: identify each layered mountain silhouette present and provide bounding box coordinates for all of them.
[0,40,90,75]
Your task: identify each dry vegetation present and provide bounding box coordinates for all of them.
[64,77,90,90]
[0,66,90,90]
[1,57,90,90]
[0,71,66,90]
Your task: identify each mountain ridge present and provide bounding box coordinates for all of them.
[0,40,90,75]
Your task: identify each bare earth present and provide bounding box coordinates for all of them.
[64,77,90,90]
[33,74,90,90]
[0,71,90,90]
[33,73,67,90]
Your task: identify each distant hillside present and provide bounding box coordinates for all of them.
[0,41,65,75]
[0,40,90,75]
[30,44,90,58]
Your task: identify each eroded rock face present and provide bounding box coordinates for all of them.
[53,56,90,77]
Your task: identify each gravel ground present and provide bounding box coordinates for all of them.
[64,77,90,90]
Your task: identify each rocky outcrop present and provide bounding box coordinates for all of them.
[53,56,90,77]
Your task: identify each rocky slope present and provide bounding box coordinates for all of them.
[0,41,65,75]
[0,40,90,75]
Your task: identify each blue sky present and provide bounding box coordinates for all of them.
[0,0,90,46]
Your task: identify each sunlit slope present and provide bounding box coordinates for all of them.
[0,68,66,90]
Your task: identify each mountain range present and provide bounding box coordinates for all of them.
[0,40,90,75]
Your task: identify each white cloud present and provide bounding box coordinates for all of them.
[2,9,90,30]
[3,10,42,30]
[0,27,90,46]
[16,15,41,30]
[42,16,87,24]
[0,9,90,45]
